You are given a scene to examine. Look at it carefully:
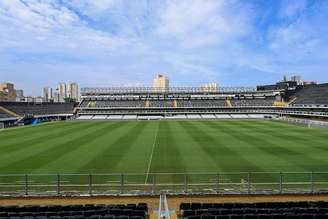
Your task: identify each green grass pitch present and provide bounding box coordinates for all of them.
[0,119,327,176]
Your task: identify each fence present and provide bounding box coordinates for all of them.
[278,117,328,128]
[0,172,328,196]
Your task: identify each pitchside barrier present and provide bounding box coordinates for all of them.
[0,172,327,196]
[278,117,328,128]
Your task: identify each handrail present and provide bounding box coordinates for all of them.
[0,172,327,196]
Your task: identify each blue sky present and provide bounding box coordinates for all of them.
[0,0,328,95]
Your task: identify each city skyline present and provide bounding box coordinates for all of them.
[0,0,328,96]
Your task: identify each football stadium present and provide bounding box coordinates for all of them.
[1,0,328,218]
[1,81,328,218]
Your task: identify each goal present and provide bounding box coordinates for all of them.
[0,122,4,130]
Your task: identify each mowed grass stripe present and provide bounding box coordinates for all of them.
[199,121,302,172]
[253,120,328,145]
[78,121,150,173]
[232,120,327,154]
[0,121,81,149]
[32,121,129,173]
[248,120,328,151]
[147,121,188,183]
[179,121,263,173]
[260,120,328,137]
[144,121,159,183]
[175,121,219,172]
[0,121,95,160]
[0,122,111,173]
[0,120,327,179]
[150,121,186,173]
[103,121,157,173]
[229,120,328,171]
[0,121,66,135]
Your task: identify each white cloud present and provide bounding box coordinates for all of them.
[0,0,80,31]
[66,0,118,16]
[279,0,307,18]
[156,0,254,48]
[0,0,147,56]
[267,2,328,61]
[1,0,327,95]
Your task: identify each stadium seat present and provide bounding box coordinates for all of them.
[0,204,148,219]
[180,202,328,219]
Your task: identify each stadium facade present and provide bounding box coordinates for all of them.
[76,84,328,121]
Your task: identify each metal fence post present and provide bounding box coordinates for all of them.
[24,174,28,196]
[184,173,188,193]
[216,173,220,194]
[279,172,283,194]
[311,171,314,194]
[248,172,251,194]
[57,174,60,195]
[120,174,124,194]
[152,173,156,194]
[89,174,92,196]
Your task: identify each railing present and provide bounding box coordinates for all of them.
[0,172,328,196]
[81,87,257,94]
[279,117,328,128]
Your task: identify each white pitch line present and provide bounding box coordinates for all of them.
[144,122,159,184]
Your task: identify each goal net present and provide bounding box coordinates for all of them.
[0,122,4,130]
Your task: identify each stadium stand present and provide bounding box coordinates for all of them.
[0,102,75,116]
[79,98,274,110]
[0,111,11,119]
[0,102,75,127]
[149,100,174,108]
[81,98,278,109]
[292,83,328,107]
[177,99,227,108]
[231,97,275,107]
[73,87,328,120]
[0,203,148,219]
[180,201,328,219]
[88,100,146,108]
[0,106,19,127]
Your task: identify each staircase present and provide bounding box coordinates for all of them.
[173,100,177,108]
[14,114,34,125]
[0,106,19,117]
[157,193,171,219]
[145,100,150,108]
[273,101,288,107]
[288,97,297,106]
[226,99,232,108]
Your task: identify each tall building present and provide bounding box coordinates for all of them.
[0,82,16,101]
[55,82,80,103]
[15,89,25,102]
[153,74,169,91]
[43,87,53,102]
[283,75,288,82]
[58,83,67,102]
[15,89,24,98]
[68,82,80,102]
[53,91,60,103]
[291,75,302,85]
[201,82,218,92]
